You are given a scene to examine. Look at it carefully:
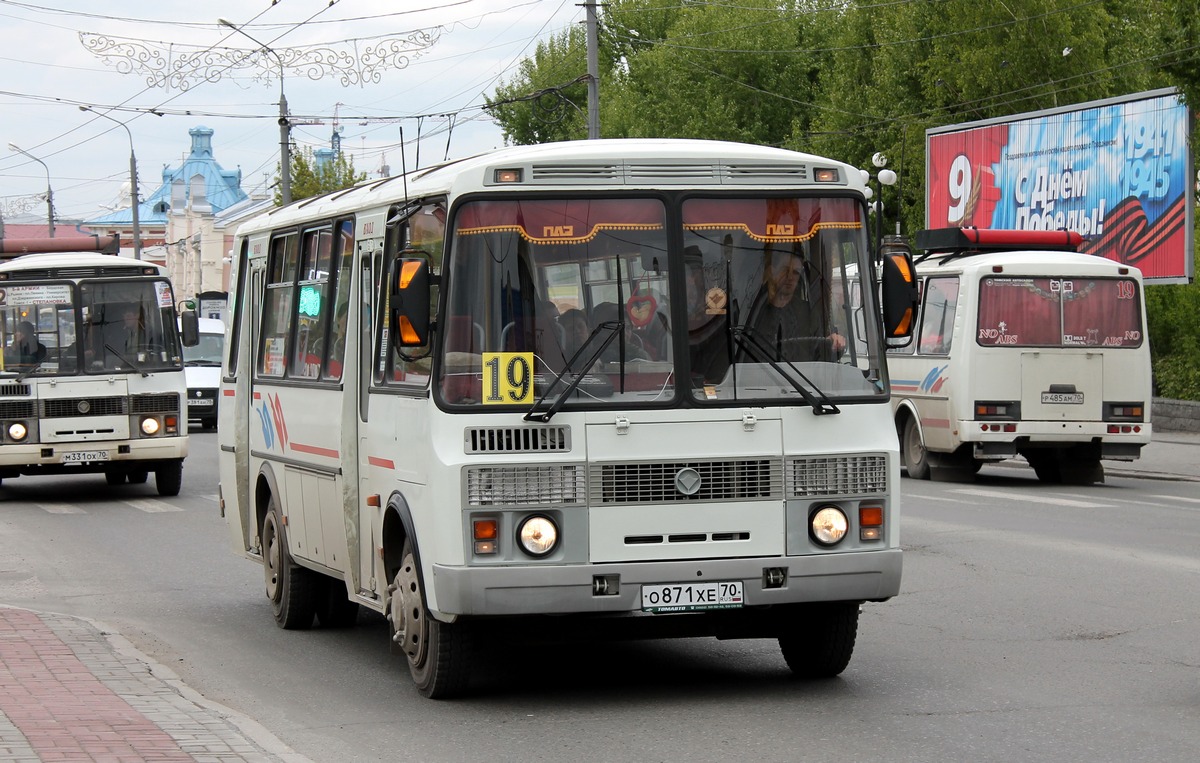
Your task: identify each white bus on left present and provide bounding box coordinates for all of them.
[0,236,199,495]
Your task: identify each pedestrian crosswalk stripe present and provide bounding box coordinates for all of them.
[37,503,84,514]
[125,499,183,513]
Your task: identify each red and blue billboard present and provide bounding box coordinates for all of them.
[926,89,1194,282]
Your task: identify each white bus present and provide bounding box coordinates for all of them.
[890,227,1151,484]
[218,139,919,697]
[0,236,199,496]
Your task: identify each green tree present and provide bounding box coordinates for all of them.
[275,147,367,205]
[487,25,591,145]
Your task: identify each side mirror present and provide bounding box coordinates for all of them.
[390,257,431,347]
[179,310,200,347]
[880,247,917,347]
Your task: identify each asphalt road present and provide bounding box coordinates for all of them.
[1,428,1197,762]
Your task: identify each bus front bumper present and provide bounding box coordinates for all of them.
[430,548,902,618]
[0,437,187,477]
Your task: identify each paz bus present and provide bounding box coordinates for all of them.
[217,138,919,697]
[0,236,199,496]
[889,227,1151,484]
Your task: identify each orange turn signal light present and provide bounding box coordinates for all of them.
[473,519,498,540]
[859,506,883,527]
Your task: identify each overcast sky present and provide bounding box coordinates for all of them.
[0,0,582,224]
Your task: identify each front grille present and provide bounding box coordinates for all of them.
[44,396,127,418]
[0,400,36,418]
[132,393,180,414]
[465,426,570,454]
[590,458,782,505]
[788,454,888,497]
[464,464,585,507]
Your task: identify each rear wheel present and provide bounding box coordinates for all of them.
[262,498,318,630]
[779,602,860,679]
[388,538,472,698]
[902,417,930,480]
[155,460,183,496]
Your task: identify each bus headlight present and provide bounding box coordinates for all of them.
[516,515,558,557]
[810,506,848,546]
[140,416,161,436]
[7,422,27,442]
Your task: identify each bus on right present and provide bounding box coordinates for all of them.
[890,227,1151,484]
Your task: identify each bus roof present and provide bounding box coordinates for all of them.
[234,138,867,237]
[0,251,168,276]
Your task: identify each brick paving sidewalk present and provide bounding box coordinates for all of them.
[0,607,308,763]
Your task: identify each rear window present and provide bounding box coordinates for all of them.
[976,276,1142,348]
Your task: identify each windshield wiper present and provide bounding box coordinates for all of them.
[104,343,149,377]
[523,321,620,423]
[729,326,840,415]
[14,357,50,382]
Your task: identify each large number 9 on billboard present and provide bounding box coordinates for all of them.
[482,352,534,404]
[948,154,972,223]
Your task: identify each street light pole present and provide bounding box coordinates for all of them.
[79,106,143,260]
[219,18,291,205]
[7,143,54,237]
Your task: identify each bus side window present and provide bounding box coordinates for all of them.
[259,233,298,377]
[918,276,958,355]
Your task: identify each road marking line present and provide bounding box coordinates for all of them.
[37,503,84,514]
[1147,493,1200,505]
[125,499,183,513]
[950,487,1114,508]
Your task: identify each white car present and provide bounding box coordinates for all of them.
[182,317,224,430]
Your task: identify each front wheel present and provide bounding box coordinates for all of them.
[262,499,318,630]
[388,539,472,698]
[779,602,860,679]
[902,417,930,480]
[155,460,183,496]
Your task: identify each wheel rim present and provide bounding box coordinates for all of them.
[392,551,428,669]
[264,513,282,603]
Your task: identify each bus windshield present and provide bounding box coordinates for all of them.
[0,278,183,377]
[436,195,883,409]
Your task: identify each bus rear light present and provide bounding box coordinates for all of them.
[975,401,1020,420]
[1105,402,1144,421]
[1107,424,1139,434]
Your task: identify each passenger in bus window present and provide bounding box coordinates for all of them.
[744,249,845,362]
[120,306,145,352]
[5,321,46,366]
[558,308,590,363]
[591,302,650,363]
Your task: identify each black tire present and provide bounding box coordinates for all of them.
[262,498,318,630]
[902,417,930,480]
[105,471,126,486]
[1024,450,1062,483]
[316,577,360,628]
[388,538,472,698]
[128,470,149,484]
[779,602,860,679]
[155,460,183,496]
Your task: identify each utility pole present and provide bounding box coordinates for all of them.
[583,1,600,139]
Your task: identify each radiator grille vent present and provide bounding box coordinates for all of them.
[465,464,585,507]
[0,384,31,397]
[0,400,36,418]
[789,455,888,496]
[132,393,181,414]
[590,459,782,505]
[465,426,570,453]
[44,396,127,418]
